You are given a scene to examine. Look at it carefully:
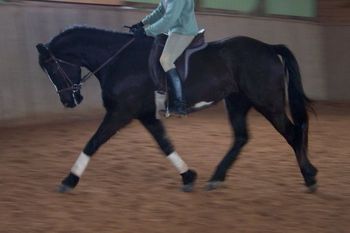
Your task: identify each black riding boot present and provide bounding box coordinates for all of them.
[166,68,187,116]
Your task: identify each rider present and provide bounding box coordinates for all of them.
[131,0,199,116]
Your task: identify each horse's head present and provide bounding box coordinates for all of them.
[36,43,83,108]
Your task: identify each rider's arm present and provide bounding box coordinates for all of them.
[142,2,165,26]
[144,0,185,37]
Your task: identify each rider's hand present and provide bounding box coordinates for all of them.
[132,27,147,38]
[130,21,144,31]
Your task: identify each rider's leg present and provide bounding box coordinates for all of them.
[166,69,187,115]
[160,32,194,115]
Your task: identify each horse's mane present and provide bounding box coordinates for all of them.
[49,25,132,48]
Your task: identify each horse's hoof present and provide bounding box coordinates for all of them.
[205,181,222,191]
[182,183,194,192]
[181,169,197,192]
[305,176,318,193]
[57,184,73,193]
[306,183,318,193]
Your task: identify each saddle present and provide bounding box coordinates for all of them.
[149,29,207,91]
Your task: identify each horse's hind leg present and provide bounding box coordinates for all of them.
[58,112,131,193]
[207,93,251,190]
[257,108,318,191]
[139,114,197,192]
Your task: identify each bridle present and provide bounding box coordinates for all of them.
[44,55,82,94]
[43,37,136,94]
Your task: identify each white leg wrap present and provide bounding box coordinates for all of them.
[71,152,90,177]
[167,152,189,174]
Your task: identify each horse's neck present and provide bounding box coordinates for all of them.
[54,30,132,80]
[79,34,133,75]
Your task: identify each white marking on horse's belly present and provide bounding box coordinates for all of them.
[193,101,214,109]
[71,152,90,177]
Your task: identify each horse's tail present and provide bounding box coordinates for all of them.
[273,44,313,126]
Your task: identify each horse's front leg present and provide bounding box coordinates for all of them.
[58,112,131,193]
[139,114,197,192]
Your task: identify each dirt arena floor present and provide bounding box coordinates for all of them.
[0,102,349,233]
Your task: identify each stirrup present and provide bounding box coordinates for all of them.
[161,104,187,118]
[168,102,187,117]
[169,109,187,116]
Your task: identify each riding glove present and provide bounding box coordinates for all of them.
[132,27,147,38]
[130,21,144,31]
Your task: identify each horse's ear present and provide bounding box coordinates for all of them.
[36,43,50,57]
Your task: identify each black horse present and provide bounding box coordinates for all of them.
[36,26,318,193]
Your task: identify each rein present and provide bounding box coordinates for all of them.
[80,37,136,84]
[46,37,136,94]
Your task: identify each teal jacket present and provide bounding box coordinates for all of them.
[142,0,199,37]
